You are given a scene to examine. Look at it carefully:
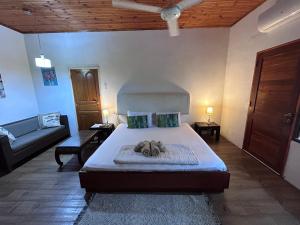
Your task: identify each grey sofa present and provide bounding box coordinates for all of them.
[0,115,70,172]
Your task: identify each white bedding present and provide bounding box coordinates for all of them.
[82,123,227,172]
[114,144,199,165]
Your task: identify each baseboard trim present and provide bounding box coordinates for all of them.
[242,148,281,176]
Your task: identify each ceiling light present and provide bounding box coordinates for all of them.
[35,34,52,68]
[35,55,52,68]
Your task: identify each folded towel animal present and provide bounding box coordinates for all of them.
[134,141,145,152]
[141,141,152,157]
[134,140,166,157]
[157,141,166,152]
[150,141,160,157]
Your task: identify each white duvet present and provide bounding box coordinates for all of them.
[114,144,199,165]
[82,123,227,172]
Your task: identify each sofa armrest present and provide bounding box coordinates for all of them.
[0,135,14,171]
[60,115,71,137]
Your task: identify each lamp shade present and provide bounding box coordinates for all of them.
[35,55,52,68]
[102,109,109,116]
[206,106,214,115]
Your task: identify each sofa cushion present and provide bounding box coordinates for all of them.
[3,117,39,138]
[38,112,61,129]
[0,127,16,145]
[11,126,65,152]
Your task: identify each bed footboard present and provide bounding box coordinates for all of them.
[79,170,230,193]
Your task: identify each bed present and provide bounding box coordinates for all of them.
[79,123,230,193]
[79,82,230,193]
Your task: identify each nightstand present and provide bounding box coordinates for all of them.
[89,123,115,143]
[194,122,220,141]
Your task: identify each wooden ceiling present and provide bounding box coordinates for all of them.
[0,0,266,34]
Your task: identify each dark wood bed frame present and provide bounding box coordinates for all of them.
[79,87,231,193]
[79,170,230,193]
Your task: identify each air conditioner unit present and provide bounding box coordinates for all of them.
[258,0,300,33]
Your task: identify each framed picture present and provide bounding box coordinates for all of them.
[0,73,6,98]
[41,67,58,86]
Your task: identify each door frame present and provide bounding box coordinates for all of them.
[69,67,102,131]
[243,39,300,175]
[294,98,300,143]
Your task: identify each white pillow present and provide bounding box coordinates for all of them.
[179,114,188,124]
[38,112,61,129]
[0,127,16,145]
[117,115,127,124]
[127,111,153,127]
[156,112,181,125]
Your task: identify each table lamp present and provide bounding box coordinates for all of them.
[102,109,109,124]
[206,106,213,124]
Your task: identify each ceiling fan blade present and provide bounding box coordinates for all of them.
[176,0,203,11]
[167,19,179,37]
[112,0,162,13]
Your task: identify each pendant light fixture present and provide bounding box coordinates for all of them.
[28,9,52,68]
[35,34,52,68]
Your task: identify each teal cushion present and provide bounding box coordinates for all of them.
[157,113,179,127]
[127,115,148,129]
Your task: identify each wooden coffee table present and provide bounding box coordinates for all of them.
[55,130,98,167]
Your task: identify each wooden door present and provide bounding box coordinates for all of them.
[70,69,102,130]
[243,40,300,174]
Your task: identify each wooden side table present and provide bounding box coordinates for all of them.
[194,122,220,141]
[89,123,115,143]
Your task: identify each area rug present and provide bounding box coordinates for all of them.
[74,193,221,225]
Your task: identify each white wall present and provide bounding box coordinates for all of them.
[0,25,38,125]
[24,28,229,135]
[285,141,300,188]
[221,0,300,189]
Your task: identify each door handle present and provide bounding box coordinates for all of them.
[283,113,295,124]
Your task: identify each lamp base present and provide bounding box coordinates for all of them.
[207,115,211,125]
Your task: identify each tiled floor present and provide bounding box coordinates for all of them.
[0,137,299,225]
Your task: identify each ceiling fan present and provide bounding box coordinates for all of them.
[112,0,203,37]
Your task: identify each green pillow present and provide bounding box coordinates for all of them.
[127,115,148,129]
[157,113,179,127]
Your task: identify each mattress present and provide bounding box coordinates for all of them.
[82,123,227,172]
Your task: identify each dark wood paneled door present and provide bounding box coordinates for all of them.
[70,69,102,130]
[243,40,300,174]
